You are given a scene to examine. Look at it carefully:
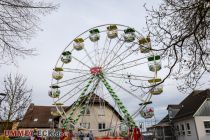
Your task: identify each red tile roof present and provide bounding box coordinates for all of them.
[18,104,56,128]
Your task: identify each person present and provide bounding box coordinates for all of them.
[78,130,84,140]
[68,130,74,140]
[88,131,94,140]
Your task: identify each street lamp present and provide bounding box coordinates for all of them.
[0,93,6,106]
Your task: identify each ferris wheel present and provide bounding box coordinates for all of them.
[48,24,163,133]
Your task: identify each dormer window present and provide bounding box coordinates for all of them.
[81,108,90,115]
[33,118,38,122]
[98,106,105,116]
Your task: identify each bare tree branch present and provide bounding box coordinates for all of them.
[138,0,210,93]
[0,73,32,131]
[0,0,57,64]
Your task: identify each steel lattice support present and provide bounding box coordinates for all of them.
[99,74,136,128]
[73,80,100,124]
[63,76,94,128]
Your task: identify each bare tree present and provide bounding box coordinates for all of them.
[0,73,32,130]
[0,0,57,64]
[142,0,210,93]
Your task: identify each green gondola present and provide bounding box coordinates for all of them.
[123,28,135,42]
[148,55,161,72]
[61,51,72,64]
[49,85,60,98]
[89,28,100,42]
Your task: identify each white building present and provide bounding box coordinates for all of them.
[58,93,123,137]
[148,89,210,140]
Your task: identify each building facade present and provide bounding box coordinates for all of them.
[18,94,123,137]
[58,94,123,137]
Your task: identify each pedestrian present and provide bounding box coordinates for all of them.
[89,131,94,140]
[78,130,84,140]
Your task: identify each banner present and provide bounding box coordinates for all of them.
[4,129,67,137]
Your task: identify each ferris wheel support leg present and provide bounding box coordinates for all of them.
[73,79,100,124]
[63,76,95,129]
[99,74,136,128]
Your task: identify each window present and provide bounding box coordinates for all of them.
[98,106,105,116]
[33,118,38,122]
[48,118,53,122]
[176,125,180,136]
[204,121,210,134]
[81,108,90,115]
[70,124,75,129]
[181,124,185,135]
[80,123,90,129]
[186,123,191,135]
[98,123,105,130]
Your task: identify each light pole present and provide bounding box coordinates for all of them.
[0,93,6,107]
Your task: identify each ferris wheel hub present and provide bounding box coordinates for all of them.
[90,67,102,75]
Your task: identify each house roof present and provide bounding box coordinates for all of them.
[157,89,210,124]
[167,105,182,110]
[18,104,56,128]
[173,89,210,121]
[159,115,170,124]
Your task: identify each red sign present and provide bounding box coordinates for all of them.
[4,130,33,137]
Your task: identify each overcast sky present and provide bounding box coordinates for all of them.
[0,0,194,123]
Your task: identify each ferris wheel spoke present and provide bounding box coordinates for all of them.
[107,72,154,79]
[94,42,101,66]
[83,47,95,66]
[105,56,148,72]
[108,61,149,74]
[63,68,90,74]
[104,43,136,70]
[55,76,93,103]
[103,41,126,69]
[59,76,91,88]
[72,55,91,69]
[98,37,110,66]
[56,74,89,84]
[106,73,153,81]
[103,42,136,70]
[100,37,123,67]
[106,77,145,102]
